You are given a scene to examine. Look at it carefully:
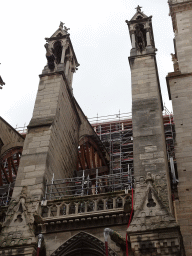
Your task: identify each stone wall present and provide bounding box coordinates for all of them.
[44,225,127,256]
[170,0,192,4]
[0,117,24,156]
[74,99,95,140]
[174,4,192,73]
[167,74,192,255]
[130,54,172,212]
[46,75,80,181]
[168,2,192,255]
[12,73,81,200]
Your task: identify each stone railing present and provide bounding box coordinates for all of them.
[41,190,132,220]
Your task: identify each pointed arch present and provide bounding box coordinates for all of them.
[53,41,63,64]
[50,231,118,256]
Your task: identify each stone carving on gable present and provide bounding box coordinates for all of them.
[44,43,55,71]
[135,24,147,52]
[147,188,156,208]
[135,5,142,12]
[0,186,38,249]
[64,26,70,33]
[127,172,182,255]
[59,21,64,29]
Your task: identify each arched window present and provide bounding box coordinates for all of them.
[135,24,147,52]
[53,41,63,64]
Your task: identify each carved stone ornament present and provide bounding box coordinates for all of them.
[147,187,156,208]
[59,21,64,29]
[71,67,75,73]
[135,5,142,12]
[135,23,147,52]
[64,26,70,33]
[0,186,37,248]
[50,231,118,256]
[45,43,55,71]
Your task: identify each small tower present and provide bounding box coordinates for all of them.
[126,5,156,57]
[0,24,82,256]
[125,7,183,255]
[43,22,79,92]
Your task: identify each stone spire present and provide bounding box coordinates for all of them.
[43,23,79,92]
[125,7,155,56]
[125,7,183,255]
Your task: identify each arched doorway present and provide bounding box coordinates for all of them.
[50,232,118,256]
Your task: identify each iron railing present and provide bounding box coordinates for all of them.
[45,169,134,200]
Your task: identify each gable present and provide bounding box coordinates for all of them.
[130,10,148,21]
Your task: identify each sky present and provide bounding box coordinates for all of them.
[0,0,174,128]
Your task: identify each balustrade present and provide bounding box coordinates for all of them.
[41,191,131,219]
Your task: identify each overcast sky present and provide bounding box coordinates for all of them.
[0,0,174,128]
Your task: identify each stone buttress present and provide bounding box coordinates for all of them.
[0,23,82,256]
[167,0,192,255]
[125,7,184,256]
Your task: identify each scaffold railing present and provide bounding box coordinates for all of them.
[88,112,132,125]
[0,183,14,207]
[15,125,28,134]
[45,169,134,200]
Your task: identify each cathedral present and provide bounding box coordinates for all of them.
[0,0,192,255]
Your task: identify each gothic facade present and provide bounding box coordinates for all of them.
[0,1,192,255]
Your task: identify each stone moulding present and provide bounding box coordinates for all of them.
[127,173,184,255]
[38,191,132,233]
[50,231,118,256]
[38,212,129,234]
[166,71,192,100]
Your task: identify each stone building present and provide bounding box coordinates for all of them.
[0,0,192,255]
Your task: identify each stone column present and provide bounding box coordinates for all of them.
[65,56,71,77]
[61,41,68,63]
[146,30,151,46]
[131,32,136,48]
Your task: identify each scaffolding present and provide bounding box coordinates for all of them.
[0,150,21,205]
[44,110,177,200]
[89,112,133,176]
[89,110,177,192]
[45,171,133,200]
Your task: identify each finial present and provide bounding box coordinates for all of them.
[64,26,70,33]
[135,5,142,12]
[59,21,64,29]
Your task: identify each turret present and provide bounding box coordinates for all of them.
[126,5,156,56]
[43,22,80,92]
